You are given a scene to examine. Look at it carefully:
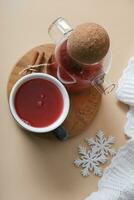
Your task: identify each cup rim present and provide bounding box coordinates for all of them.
[9,73,70,133]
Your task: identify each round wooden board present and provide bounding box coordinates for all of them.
[7,44,102,138]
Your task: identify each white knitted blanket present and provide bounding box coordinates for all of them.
[116,57,134,138]
[85,58,134,200]
[85,139,134,200]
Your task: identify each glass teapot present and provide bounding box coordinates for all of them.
[47,17,115,94]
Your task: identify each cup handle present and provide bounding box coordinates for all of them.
[53,125,69,140]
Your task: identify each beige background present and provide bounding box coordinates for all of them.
[1,0,133,199]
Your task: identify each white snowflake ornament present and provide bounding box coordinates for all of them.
[86,130,116,157]
[74,130,116,177]
[74,146,107,177]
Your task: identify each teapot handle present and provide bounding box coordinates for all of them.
[91,73,115,95]
[53,125,68,140]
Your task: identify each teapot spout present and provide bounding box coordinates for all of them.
[48,17,73,44]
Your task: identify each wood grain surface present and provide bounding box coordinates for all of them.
[7,44,102,137]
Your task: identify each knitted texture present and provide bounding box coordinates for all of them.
[116,57,134,138]
[85,139,134,200]
[85,58,134,200]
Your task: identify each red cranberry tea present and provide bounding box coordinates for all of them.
[14,78,63,127]
[48,18,113,94]
[48,39,103,92]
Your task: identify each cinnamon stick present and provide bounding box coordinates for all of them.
[19,51,45,75]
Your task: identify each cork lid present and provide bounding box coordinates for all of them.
[67,23,110,64]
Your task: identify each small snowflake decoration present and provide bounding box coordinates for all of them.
[74,146,107,177]
[74,130,116,177]
[86,130,116,158]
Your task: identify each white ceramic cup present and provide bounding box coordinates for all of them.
[9,73,70,133]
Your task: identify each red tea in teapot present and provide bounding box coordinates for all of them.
[48,39,103,92]
[48,18,113,94]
